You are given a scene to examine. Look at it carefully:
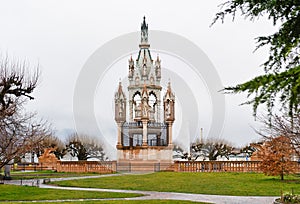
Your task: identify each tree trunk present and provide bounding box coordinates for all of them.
[280,172,284,180]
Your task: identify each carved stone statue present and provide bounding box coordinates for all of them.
[166,101,171,118]
[143,65,147,76]
[119,101,124,117]
[141,99,149,118]
[39,147,58,170]
[39,147,57,160]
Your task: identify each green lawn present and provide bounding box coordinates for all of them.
[0,185,206,204]
[8,201,203,204]
[0,185,140,201]
[53,172,300,196]
[9,170,102,180]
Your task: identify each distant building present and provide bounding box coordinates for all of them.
[114,17,175,167]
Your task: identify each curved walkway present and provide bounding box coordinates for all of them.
[40,184,277,204]
[4,174,277,204]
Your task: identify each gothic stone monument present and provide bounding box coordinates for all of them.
[114,17,175,170]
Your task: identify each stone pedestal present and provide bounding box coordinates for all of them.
[4,165,11,180]
[117,146,173,171]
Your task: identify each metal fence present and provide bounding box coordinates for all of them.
[12,163,51,171]
[116,162,173,172]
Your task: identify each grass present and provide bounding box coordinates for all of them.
[0,185,207,204]
[0,184,141,201]
[3,172,298,203]
[7,201,204,204]
[8,170,102,180]
[53,172,300,196]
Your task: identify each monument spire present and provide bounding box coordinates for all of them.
[140,16,149,48]
[141,16,148,31]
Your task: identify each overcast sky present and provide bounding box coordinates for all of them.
[0,1,278,158]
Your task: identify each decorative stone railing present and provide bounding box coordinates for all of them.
[56,161,117,173]
[174,161,300,173]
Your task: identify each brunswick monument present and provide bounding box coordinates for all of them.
[114,17,175,167]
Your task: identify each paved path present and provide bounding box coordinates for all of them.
[3,174,277,204]
[40,184,277,204]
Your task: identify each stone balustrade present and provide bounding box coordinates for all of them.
[174,161,300,173]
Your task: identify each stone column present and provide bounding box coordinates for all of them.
[129,100,133,121]
[157,100,161,122]
[142,119,148,146]
[168,122,173,146]
[116,122,122,148]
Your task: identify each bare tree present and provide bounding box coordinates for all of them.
[172,142,186,160]
[28,131,66,160]
[0,55,46,169]
[240,144,257,157]
[0,104,53,168]
[39,135,66,159]
[0,56,38,113]
[25,119,53,163]
[65,133,87,160]
[181,138,235,161]
[257,114,300,157]
[65,133,108,161]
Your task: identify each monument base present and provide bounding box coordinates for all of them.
[117,145,173,172]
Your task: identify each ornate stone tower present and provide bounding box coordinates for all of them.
[114,17,175,169]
